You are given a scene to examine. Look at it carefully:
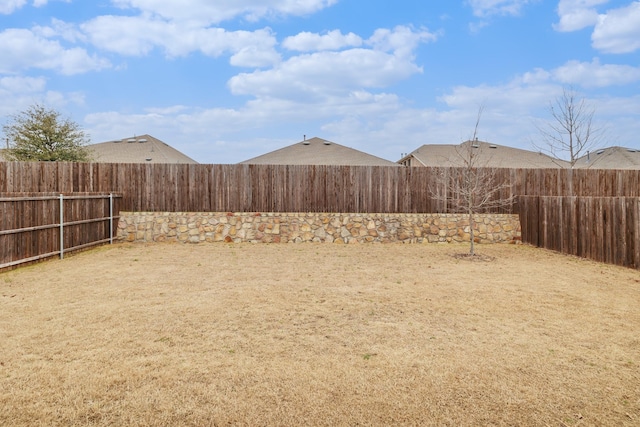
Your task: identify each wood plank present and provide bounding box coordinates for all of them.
[0,193,121,270]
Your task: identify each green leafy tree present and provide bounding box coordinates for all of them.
[3,104,93,162]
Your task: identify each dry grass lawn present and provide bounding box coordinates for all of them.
[1,242,639,426]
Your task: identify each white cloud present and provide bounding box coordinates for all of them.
[0,75,46,93]
[230,44,281,68]
[82,62,640,164]
[0,0,27,14]
[0,28,110,74]
[82,15,280,65]
[33,0,66,6]
[82,24,433,161]
[554,1,640,54]
[438,60,640,126]
[111,0,339,25]
[592,1,640,53]
[521,68,552,84]
[283,30,363,52]
[553,0,609,32]
[468,20,490,33]
[0,76,84,117]
[0,76,38,112]
[468,0,538,17]
[81,15,176,56]
[83,89,406,163]
[0,0,70,14]
[228,26,435,101]
[84,106,265,161]
[368,26,437,58]
[145,105,189,115]
[43,89,85,108]
[85,110,178,136]
[553,58,640,86]
[87,25,432,163]
[35,18,87,43]
[424,63,640,155]
[439,80,558,116]
[454,57,640,93]
[46,2,345,66]
[465,0,534,33]
[208,28,279,67]
[228,50,396,100]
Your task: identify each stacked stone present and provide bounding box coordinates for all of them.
[118,212,521,244]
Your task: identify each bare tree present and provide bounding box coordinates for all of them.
[431,107,515,256]
[534,86,604,168]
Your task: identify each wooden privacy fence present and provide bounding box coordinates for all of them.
[1,162,640,213]
[0,193,122,270]
[2,162,640,270]
[519,196,640,270]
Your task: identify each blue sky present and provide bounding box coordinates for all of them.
[1,0,639,163]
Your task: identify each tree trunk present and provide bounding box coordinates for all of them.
[469,203,475,256]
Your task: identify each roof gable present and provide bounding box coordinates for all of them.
[575,146,640,169]
[239,137,399,166]
[399,140,568,168]
[90,134,197,164]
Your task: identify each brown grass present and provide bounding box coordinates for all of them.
[1,242,639,426]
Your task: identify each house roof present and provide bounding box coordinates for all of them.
[90,134,198,164]
[399,140,569,168]
[574,146,640,169]
[239,137,399,166]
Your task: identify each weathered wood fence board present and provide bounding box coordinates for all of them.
[519,196,640,270]
[2,162,640,213]
[0,192,122,270]
[2,162,640,270]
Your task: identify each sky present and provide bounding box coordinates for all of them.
[1,0,639,164]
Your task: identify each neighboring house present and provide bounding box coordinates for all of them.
[239,136,399,166]
[398,140,569,168]
[574,146,640,169]
[90,134,198,164]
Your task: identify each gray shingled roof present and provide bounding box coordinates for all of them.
[239,137,399,166]
[399,140,569,168]
[90,134,198,164]
[574,146,640,169]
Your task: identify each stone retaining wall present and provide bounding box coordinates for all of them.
[117,212,521,244]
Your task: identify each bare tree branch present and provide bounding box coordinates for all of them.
[534,86,604,168]
[430,106,515,255]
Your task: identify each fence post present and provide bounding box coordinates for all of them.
[636,199,640,269]
[109,193,114,244]
[59,194,64,259]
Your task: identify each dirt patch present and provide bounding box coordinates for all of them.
[451,252,496,262]
[1,242,639,426]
